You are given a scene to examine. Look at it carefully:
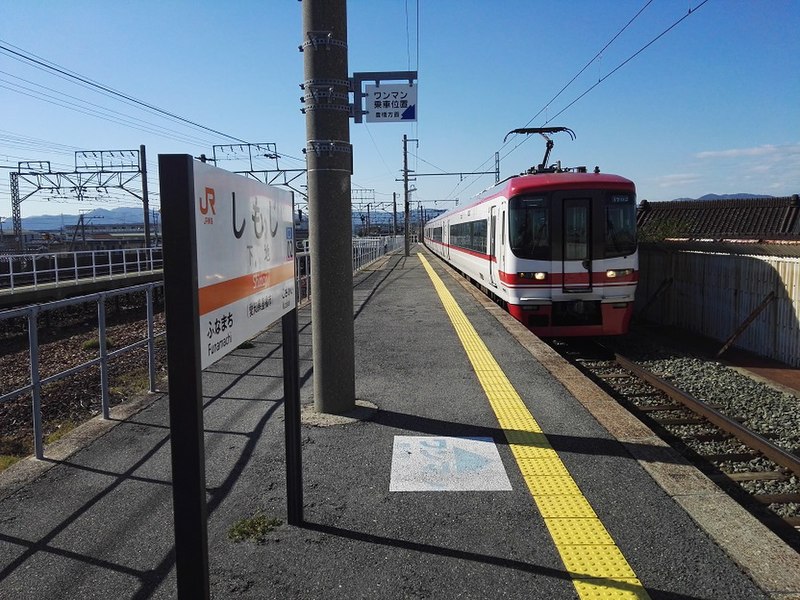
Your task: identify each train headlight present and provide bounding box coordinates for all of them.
[606,268,633,279]
[519,272,548,281]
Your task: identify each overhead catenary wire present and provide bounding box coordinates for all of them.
[542,0,711,126]
[445,0,653,194]
[510,0,654,150]
[446,0,710,202]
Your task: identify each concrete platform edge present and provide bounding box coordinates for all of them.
[0,389,165,503]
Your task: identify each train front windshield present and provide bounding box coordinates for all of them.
[509,196,550,260]
[604,195,637,258]
[509,192,637,261]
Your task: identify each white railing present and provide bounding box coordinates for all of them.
[353,235,404,271]
[0,237,404,295]
[295,235,403,304]
[0,249,163,291]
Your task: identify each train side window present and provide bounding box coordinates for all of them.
[472,220,487,252]
[604,195,637,257]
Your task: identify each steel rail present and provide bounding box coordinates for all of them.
[615,353,800,479]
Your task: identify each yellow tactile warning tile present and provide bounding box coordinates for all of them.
[546,518,616,546]
[418,254,651,600]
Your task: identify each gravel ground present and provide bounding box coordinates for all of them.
[563,330,800,527]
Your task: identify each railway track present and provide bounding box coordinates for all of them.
[549,335,800,550]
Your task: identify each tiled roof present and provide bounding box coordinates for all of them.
[637,196,800,240]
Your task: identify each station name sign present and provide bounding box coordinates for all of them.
[193,161,295,369]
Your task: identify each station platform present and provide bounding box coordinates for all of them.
[1,245,798,599]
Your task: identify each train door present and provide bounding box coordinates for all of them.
[562,198,592,292]
[499,206,506,279]
[488,206,497,287]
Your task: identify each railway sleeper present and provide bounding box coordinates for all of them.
[690,432,733,442]
[700,452,760,462]
[636,404,683,413]
[753,493,800,504]
[714,471,788,483]
[656,416,707,426]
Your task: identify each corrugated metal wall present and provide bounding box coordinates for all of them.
[636,247,800,367]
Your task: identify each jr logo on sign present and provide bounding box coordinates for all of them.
[200,187,216,224]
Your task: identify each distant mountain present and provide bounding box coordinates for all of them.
[672,193,775,201]
[21,207,149,231]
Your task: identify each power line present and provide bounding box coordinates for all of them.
[522,0,654,132]
[0,69,217,146]
[449,0,711,201]
[469,0,654,180]
[495,0,654,164]
[0,39,250,144]
[542,0,711,126]
[0,74,217,147]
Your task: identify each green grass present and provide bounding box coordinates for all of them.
[109,368,154,399]
[45,420,79,445]
[228,510,282,544]
[0,455,22,471]
[81,338,116,351]
[0,437,31,472]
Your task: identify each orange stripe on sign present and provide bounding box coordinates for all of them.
[198,262,294,316]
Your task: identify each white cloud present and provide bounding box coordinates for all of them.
[695,143,800,160]
[653,173,701,188]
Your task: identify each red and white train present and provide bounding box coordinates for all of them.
[423,128,638,336]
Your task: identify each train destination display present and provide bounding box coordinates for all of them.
[193,161,295,369]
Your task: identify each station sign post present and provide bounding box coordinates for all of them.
[159,155,301,600]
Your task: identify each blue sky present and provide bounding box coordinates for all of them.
[1,0,798,223]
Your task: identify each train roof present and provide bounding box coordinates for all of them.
[426,171,635,224]
[504,172,634,196]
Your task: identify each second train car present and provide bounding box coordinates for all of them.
[423,128,638,336]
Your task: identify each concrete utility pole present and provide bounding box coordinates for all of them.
[392,192,397,236]
[403,134,410,257]
[302,0,355,414]
[140,144,151,248]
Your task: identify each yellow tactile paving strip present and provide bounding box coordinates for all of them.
[418,254,650,600]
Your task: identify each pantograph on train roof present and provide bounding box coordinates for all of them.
[503,126,598,175]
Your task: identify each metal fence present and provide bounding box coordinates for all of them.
[0,282,162,459]
[0,248,163,291]
[1,236,405,459]
[296,236,404,304]
[353,236,404,271]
